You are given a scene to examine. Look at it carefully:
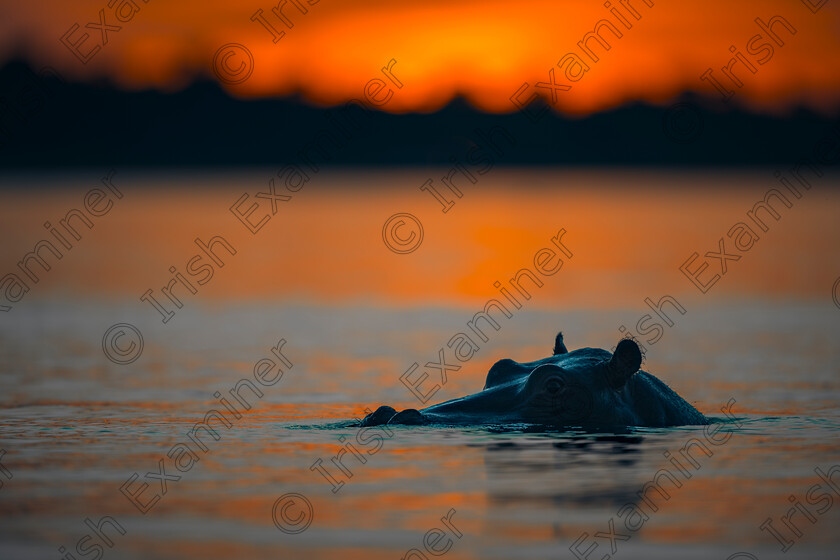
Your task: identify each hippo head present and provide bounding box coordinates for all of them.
[424,333,646,427]
[513,337,643,426]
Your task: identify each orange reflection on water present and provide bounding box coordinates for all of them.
[0,170,838,310]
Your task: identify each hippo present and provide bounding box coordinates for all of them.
[360,333,708,429]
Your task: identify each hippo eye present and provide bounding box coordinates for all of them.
[545,377,566,395]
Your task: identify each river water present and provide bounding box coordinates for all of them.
[0,169,838,559]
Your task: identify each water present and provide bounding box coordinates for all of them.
[1,169,839,559]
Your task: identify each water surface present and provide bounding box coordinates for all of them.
[1,169,838,559]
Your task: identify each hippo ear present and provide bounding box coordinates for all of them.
[607,339,642,389]
[553,332,568,355]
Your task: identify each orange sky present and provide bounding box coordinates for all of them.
[3,0,840,114]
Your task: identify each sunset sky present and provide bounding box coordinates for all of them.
[3,0,840,115]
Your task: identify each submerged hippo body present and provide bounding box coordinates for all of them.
[361,334,708,429]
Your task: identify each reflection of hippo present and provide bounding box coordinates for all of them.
[361,333,708,429]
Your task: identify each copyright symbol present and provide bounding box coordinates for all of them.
[662,102,704,144]
[102,323,144,365]
[213,43,254,85]
[382,212,424,254]
[832,276,840,310]
[272,493,314,534]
